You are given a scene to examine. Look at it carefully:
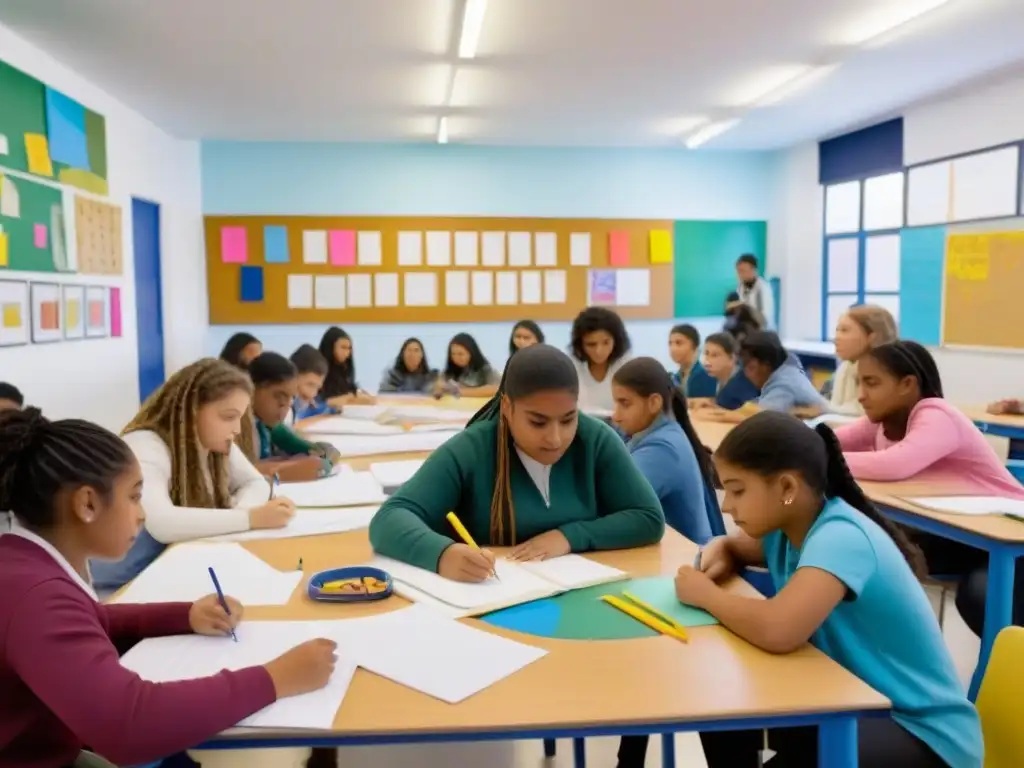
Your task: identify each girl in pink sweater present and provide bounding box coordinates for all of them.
[834,340,1024,498]
[0,408,338,768]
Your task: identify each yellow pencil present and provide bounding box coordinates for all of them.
[445,511,500,581]
[621,591,690,642]
[601,595,687,643]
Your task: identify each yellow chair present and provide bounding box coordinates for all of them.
[976,626,1024,767]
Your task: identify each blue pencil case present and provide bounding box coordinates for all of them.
[307,565,393,603]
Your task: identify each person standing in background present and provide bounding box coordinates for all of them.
[735,253,775,330]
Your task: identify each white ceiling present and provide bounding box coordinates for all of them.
[1,0,1023,149]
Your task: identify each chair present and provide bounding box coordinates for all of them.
[976,626,1024,767]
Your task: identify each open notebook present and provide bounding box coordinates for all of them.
[368,553,628,617]
[901,496,1024,519]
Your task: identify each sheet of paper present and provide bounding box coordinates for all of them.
[520,270,542,304]
[649,229,673,264]
[903,496,1024,516]
[303,230,328,264]
[329,404,392,421]
[0,134,8,155]
[328,605,548,704]
[25,133,54,177]
[0,175,20,218]
[471,271,493,305]
[803,413,859,428]
[534,232,557,266]
[286,274,313,309]
[454,231,478,266]
[398,231,423,266]
[369,459,425,490]
[481,231,505,267]
[329,230,356,266]
[614,268,650,306]
[445,270,470,306]
[346,273,373,308]
[303,416,403,435]
[112,543,303,606]
[357,231,382,266]
[609,231,630,266]
[570,232,591,266]
[496,271,518,305]
[426,231,451,267]
[203,506,380,542]
[544,269,567,304]
[374,273,399,307]
[404,272,437,307]
[315,275,346,309]
[278,471,386,508]
[521,554,626,589]
[385,405,470,423]
[508,232,531,267]
[326,430,460,458]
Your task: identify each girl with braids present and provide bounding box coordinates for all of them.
[368,344,664,579]
[834,340,1024,494]
[0,408,338,768]
[669,411,980,768]
[318,326,375,406]
[90,359,296,592]
[218,331,262,369]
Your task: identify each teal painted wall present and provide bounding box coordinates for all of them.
[673,220,768,317]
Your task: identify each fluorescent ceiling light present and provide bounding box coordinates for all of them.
[458,0,488,59]
[848,0,953,46]
[754,64,840,107]
[685,119,740,149]
[437,117,449,144]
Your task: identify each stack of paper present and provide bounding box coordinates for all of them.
[280,471,386,508]
[901,496,1024,517]
[326,430,461,458]
[334,404,392,421]
[369,459,425,492]
[369,554,627,617]
[384,405,471,424]
[112,543,303,606]
[202,506,380,543]
[303,417,404,436]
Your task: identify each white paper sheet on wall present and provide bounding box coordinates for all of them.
[347,273,373,307]
[315,275,346,309]
[303,230,328,264]
[426,231,452,267]
[375,273,400,307]
[398,231,423,266]
[358,231,383,265]
[508,232,532,267]
[535,233,557,267]
[454,231,479,266]
[520,271,542,304]
[287,274,314,308]
[445,271,470,306]
[0,134,8,156]
[482,232,506,267]
[472,271,494,305]
[544,270,567,304]
[570,233,591,266]
[0,175,20,218]
[404,272,438,306]
[496,271,518,305]
[615,269,650,307]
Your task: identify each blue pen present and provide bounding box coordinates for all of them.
[207,566,238,642]
[269,472,280,500]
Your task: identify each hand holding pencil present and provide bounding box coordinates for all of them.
[440,512,500,583]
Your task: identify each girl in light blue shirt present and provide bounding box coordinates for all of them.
[673,411,980,768]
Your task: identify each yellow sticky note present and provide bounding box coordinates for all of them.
[24,133,54,177]
[0,232,8,267]
[649,229,673,264]
[2,303,20,329]
[66,299,80,330]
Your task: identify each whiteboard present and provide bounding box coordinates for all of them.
[824,181,861,234]
[906,162,951,227]
[951,146,1019,222]
[863,172,904,231]
[827,237,859,293]
[864,234,901,292]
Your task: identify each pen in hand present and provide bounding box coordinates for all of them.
[207,566,238,642]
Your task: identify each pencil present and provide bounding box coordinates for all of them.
[621,591,690,641]
[602,595,687,643]
[445,511,500,581]
[207,566,238,643]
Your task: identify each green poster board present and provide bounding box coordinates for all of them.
[673,220,768,317]
[0,173,62,272]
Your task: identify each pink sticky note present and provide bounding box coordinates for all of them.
[329,230,356,266]
[609,231,630,266]
[110,287,122,338]
[34,223,48,249]
[221,226,248,263]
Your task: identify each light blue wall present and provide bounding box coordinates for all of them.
[201,142,776,386]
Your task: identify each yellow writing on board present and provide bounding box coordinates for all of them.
[24,134,54,177]
[2,303,21,329]
[649,229,673,264]
[0,232,8,267]
[946,234,990,282]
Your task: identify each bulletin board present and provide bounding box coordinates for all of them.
[942,220,1024,349]
[204,216,675,324]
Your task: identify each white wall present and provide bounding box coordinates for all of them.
[0,23,203,430]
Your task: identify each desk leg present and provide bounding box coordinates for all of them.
[968,546,1015,701]
[572,737,586,768]
[660,733,676,768]
[818,716,857,768]
[543,739,556,758]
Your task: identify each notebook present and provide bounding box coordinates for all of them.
[279,470,387,508]
[202,505,380,543]
[326,431,461,458]
[369,459,425,492]
[382,405,471,425]
[900,496,1024,519]
[368,553,628,617]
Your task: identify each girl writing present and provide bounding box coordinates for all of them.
[568,307,632,412]
[318,326,375,406]
[829,305,898,415]
[379,337,437,394]
[436,333,500,398]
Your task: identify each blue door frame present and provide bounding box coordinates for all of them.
[131,198,165,402]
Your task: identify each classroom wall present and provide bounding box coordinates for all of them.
[0,23,204,430]
[201,143,776,382]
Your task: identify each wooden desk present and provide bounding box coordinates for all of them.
[959,404,1024,447]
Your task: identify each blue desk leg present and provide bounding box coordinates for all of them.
[543,739,556,758]
[818,716,857,768]
[573,738,586,768]
[661,733,676,768]
[968,545,1016,700]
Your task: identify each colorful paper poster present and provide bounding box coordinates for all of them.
[75,197,123,274]
[0,280,28,347]
[589,269,616,304]
[329,230,356,266]
[608,231,630,266]
[45,88,90,170]
[62,284,85,340]
[221,226,248,264]
[263,226,289,263]
[85,286,107,338]
[0,233,7,267]
[649,230,673,264]
[24,134,54,177]
[946,234,989,282]
[109,286,122,337]
[30,283,62,342]
[240,266,264,302]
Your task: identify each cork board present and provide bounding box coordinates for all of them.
[75,196,123,275]
[205,215,675,325]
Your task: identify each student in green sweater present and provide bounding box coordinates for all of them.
[368,344,665,579]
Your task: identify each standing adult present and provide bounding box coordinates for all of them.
[735,253,775,330]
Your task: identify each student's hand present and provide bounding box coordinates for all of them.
[988,399,1023,415]
[264,639,338,698]
[508,530,571,562]
[696,536,738,582]
[288,455,328,481]
[689,398,714,410]
[438,543,497,582]
[189,594,243,637]
[249,498,297,529]
[674,565,718,609]
[355,391,377,405]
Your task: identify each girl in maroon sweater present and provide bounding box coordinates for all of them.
[0,408,338,768]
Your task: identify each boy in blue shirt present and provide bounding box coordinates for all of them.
[289,344,338,422]
[700,332,761,410]
[668,324,717,398]
[740,331,829,413]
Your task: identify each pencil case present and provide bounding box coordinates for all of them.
[307,565,393,603]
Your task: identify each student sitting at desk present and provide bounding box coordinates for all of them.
[90,359,296,593]
[667,323,717,398]
[569,306,632,412]
[318,326,376,406]
[509,319,545,355]
[369,344,665,578]
[0,408,338,768]
[290,343,337,421]
[828,304,898,415]
[699,332,760,410]
[670,412,981,768]
[379,337,437,394]
[435,332,500,398]
[219,331,262,370]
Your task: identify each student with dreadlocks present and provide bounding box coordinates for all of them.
[90,359,297,592]
[0,408,338,768]
[666,411,980,768]
[368,344,664,578]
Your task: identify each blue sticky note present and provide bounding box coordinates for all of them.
[263,225,290,263]
[240,266,264,303]
[45,88,90,170]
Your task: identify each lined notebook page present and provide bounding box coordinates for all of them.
[280,471,386,508]
[903,496,1024,516]
[520,554,627,589]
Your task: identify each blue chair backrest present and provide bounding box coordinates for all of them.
[704,479,727,537]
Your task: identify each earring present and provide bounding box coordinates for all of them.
[783,497,793,506]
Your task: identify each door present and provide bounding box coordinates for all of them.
[131,198,165,402]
